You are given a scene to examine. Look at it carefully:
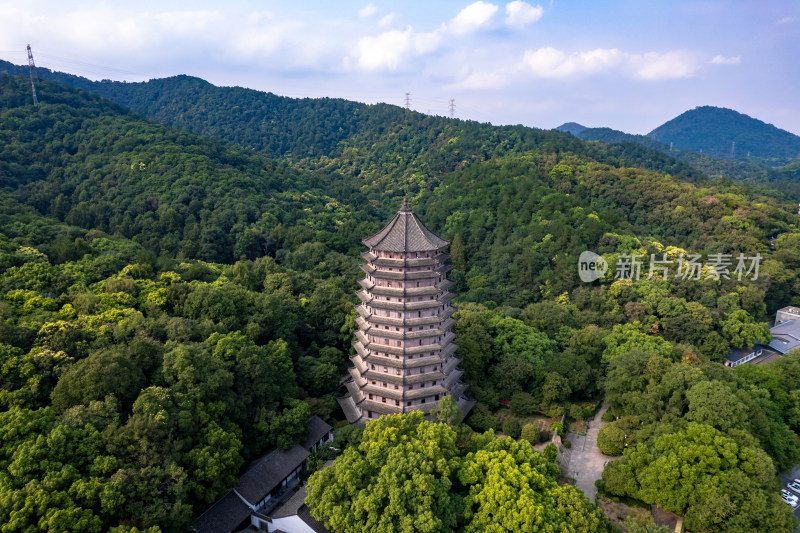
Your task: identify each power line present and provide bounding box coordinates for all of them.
[36,52,143,77]
[27,45,38,106]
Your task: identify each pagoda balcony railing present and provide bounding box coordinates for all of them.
[361,297,447,312]
[360,264,447,280]
[366,285,442,298]
[404,385,447,400]
[355,305,455,327]
[358,400,403,416]
[362,383,447,402]
[404,354,447,368]
[361,251,446,267]
[362,324,446,342]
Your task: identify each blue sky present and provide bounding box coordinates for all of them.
[1,1,798,134]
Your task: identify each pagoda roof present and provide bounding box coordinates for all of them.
[363,199,449,252]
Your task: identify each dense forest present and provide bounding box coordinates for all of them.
[1,69,800,531]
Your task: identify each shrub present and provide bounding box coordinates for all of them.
[467,403,498,432]
[502,418,522,439]
[562,438,571,449]
[543,443,558,463]
[601,409,615,422]
[597,422,625,456]
[521,423,540,444]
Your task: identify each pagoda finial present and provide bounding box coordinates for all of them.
[400,196,410,211]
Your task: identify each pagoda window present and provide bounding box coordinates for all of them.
[394,384,399,389]
[435,395,440,401]
[387,281,392,287]
[407,402,412,406]
[396,370,401,375]
[382,398,386,403]
[396,341,401,347]
[383,367,388,373]
[382,382,386,387]
[409,385,413,390]
[369,394,373,400]
[395,400,400,406]
[371,364,375,370]
[368,411,373,418]
[371,380,376,385]
[421,399,426,404]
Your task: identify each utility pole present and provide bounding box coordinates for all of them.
[27,44,38,106]
[449,98,455,118]
[404,92,411,110]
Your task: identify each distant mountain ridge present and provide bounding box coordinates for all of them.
[558,106,800,164]
[647,106,800,162]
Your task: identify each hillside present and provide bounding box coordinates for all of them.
[0,60,703,196]
[2,71,800,531]
[554,122,587,136]
[648,105,800,162]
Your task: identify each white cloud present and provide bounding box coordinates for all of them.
[452,70,509,89]
[710,55,740,65]
[358,4,377,18]
[356,27,414,70]
[447,1,499,35]
[505,1,543,27]
[378,13,396,28]
[354,25,447,71]
[522,47,623,77]
[518,46,698,80]
[630,51,698,80]
[777,16,796,25]
[352,2,501,71]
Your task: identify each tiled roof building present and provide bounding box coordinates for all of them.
[337,199,474,425]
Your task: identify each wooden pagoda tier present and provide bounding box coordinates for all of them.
[337,199,475,425]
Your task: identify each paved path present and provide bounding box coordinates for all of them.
[563,404,611,502]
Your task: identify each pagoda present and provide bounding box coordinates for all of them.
[337,199,474,425]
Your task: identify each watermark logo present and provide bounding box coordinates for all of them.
[578,251,608,282]
[578,251,762,282]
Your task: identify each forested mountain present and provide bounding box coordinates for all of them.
[554,122,587,136]
[648,105,800,163]
[2,68,800,531]
[557,115,800,200]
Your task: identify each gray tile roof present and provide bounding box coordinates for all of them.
[725,346,758,363]
[362,199,448,252]
[297,504,331,533]
[302,416,332,450]
[195,490,251,533]
[337,393,363,424]
[769,319,800,354]
[235,445,309,504]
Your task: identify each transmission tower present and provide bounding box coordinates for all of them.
[27,44,38,106]
[449,98,455,118]
[404,92,411,110]
[730,141,735,159]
